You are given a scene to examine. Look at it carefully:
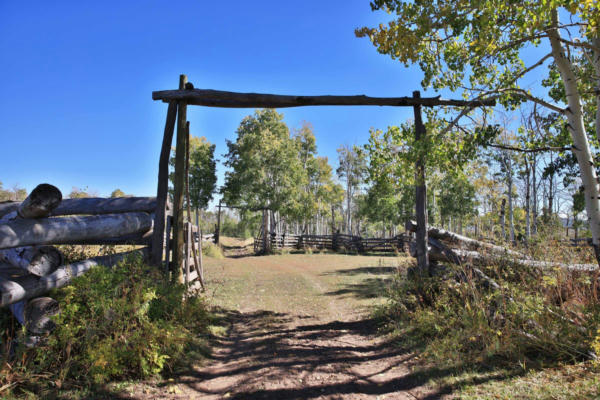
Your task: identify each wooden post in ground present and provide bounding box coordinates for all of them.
[215,200,222,244]
[164,215,172,273]
[199,227,204,282]
[151,102,178,268]
[184,121,205,291]
[184,222,190,286]
[262,209,270,254]
[331,205,335,236]
[413,90,429,276]
[171,74,188,283]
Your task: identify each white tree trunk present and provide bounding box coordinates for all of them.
[500,198,506,241]
[525,161,531,239]
[549,10,600,262]
[508,160,515,243]
[592,37,600,144]
[532,155,538,234]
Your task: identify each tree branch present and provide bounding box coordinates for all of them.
[487,143,572,153]
[498,88,566,113]
[506,53,553,86]
[557,37,600,52]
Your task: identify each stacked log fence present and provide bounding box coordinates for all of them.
[0,183,207,341]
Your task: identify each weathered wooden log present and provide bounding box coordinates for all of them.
[0,212,153,249]
[0,246,63,276]
[413,91,430,275]
[426,242,597,272]
[1,197,158,218]
[1,184,63,222]
[65,229,153,246]
[25,297,59,334]
[0,248,149,307]
[171,74,188,282]
[18,184,62,219]
[52,197,157,216]
[0,202,19,218]
[152,88,496,108]
[405,220,525,259]
[8,296,59,331]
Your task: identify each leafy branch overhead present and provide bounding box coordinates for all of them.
[358,0,600,258]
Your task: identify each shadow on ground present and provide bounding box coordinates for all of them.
[94,307,518,400]
[320,265,398,300]
[85,260,523,399]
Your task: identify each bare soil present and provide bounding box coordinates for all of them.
[125,244,443,399]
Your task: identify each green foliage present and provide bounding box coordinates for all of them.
[220,210,260,239]
[169,135,217,210]
[0,255,209,395]
[439,171,477,222]
[188,136,217,210]
[337,144,367,232]
[68,187,92,199]
[222,109,305,214]
[336,144,366,191]
[361,120,480,227]
[356,0,599,103]
[291,123,340,226]
[110,188,130,198]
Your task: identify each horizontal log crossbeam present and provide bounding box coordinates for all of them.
[152,88,496,109]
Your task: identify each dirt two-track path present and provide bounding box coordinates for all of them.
[130,244,442,399]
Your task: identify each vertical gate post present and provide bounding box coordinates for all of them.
[413,91,430,275]
[151,101,177,268]
[171,74,188,282]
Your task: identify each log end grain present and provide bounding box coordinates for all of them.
[25,297,59,334]
[28,246,63,276]
[18,184,62,219]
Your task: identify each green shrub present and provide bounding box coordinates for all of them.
[0,254,209,395]
[383,257,600,369]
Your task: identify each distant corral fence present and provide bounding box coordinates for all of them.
[253,232,408,254]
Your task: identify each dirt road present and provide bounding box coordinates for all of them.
[131,249,441,399]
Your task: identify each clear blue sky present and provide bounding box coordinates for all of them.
[0,0,430,203]
[0,1,548,206]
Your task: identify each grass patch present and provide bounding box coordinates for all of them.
[202,242,224,259]
[455,362,600,399]
[378,240,600,397]
[0,253,211,398]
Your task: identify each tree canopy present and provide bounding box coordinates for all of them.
[357,0,600,256]
[222,109,305,214]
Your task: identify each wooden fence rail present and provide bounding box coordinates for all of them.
[254,232,407,254]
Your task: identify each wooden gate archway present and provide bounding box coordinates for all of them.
[151,75,495,282]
